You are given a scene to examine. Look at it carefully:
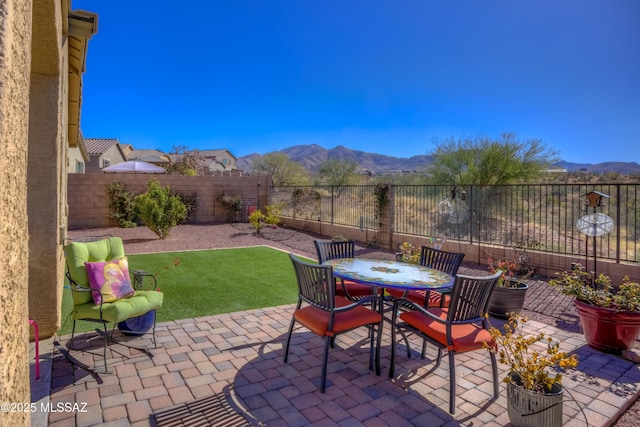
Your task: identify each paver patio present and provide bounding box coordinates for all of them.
[28,224,640,426]
[32,302,640,427]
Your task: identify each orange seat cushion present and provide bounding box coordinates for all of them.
[294,296,382,337]
[400,309,493,353]
[336,280,375,297]
[386,289,450,308]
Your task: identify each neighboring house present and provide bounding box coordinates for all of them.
[68,133,90,173]
[83,138,129,173]
[167,149,238,174]
[126,148,172,167]
[201,149,238,172]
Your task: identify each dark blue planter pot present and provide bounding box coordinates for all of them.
[488,280,529,319]
[118,310,155,336]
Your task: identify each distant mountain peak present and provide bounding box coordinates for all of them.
[238,144,434,173]
[236,145,639,175]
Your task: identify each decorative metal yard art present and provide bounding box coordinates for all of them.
[576,191,614,277]
[437,186,469,225]
[435,186,468,249]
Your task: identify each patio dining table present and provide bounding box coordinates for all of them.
[323,258,456,371]
[322,257,455,299]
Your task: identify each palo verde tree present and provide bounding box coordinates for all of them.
[317,158,360,187]
[250,152,310,185]
[134,179,187,239]
[427,133,559,185]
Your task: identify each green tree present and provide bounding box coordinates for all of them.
[106,181,138,228]
[166,145,208,175]
[134,179,187,239]
[428,133,559,185]
[317,158,360,186]
[250,152,310,185]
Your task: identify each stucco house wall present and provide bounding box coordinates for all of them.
[0,1,33,424]
[207,150,237,171]
[1,1,96,424]
[68,145,87,173]
[68,134,89,174]
[194,149,238,172]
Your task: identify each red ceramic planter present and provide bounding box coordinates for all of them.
[574,299,640,354]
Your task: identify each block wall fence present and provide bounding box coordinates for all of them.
[67,174,639,283]
[67,173,271,229]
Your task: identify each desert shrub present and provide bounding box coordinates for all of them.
[291,188,321,219]
[264,203,284,225]
[176,192,197,224]
[249,204,283,234]
[249,209,266,234]
[134,179,187,239]
[107,181,138,228]
[217,193,243,222]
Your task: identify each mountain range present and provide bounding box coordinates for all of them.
[237,144,640,175]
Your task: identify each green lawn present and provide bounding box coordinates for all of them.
[59,246,306,336]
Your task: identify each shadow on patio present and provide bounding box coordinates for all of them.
[30,224,640,426]
[37,302,640,427]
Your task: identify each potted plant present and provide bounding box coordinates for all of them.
[486,313,579,427]
[549,265,640,354]
[486,257,530,318]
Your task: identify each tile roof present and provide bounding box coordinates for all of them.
[83,138,120,155]
[168,149,237,162]
[198,149,236,159]
[127,149,170,163]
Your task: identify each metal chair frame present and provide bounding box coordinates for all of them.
[63,235,160,374]
[389,247,465,307]
[389,271,502,414]
[284,254,383,393]
[314,239,374,300]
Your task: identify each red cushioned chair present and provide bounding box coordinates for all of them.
[389,271,502,414]
[314,239,373,300]
[387,246,465,308]
[284,253,383,393]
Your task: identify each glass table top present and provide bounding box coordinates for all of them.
[323,258,454,291]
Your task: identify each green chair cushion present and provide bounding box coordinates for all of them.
[73,290,164,324]
[64,237,126,305]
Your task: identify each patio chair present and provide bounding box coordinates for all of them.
[387,246,465,308]
[389,271,502,414]
[63,235,164,373]
[314,239,374,300]
[284,254,383,393]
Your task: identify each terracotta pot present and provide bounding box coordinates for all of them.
[574,299,640,354]
[487,280,529,319]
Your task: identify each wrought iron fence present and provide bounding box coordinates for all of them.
[271,183,640,263]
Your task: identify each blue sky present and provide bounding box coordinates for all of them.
[73,1,639,164]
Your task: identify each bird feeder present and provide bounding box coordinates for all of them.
[584,191,608,208]
[578,191,612,277]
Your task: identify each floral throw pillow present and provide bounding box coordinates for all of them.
[85,257,135,305]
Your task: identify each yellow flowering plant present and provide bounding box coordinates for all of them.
[397,242,420,264]
[549,265,640,312]
[485,313,578,393]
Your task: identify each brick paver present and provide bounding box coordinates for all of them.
[44,303,640,426]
